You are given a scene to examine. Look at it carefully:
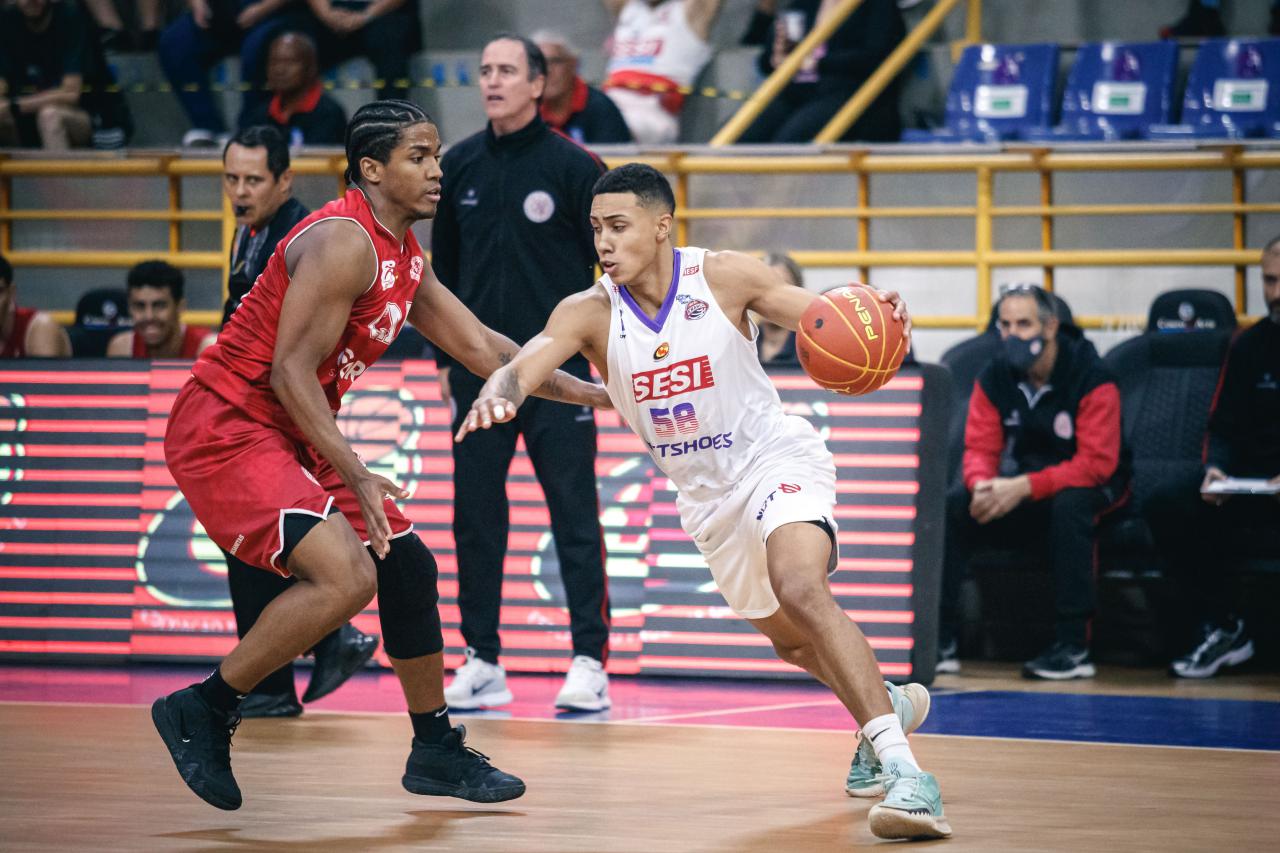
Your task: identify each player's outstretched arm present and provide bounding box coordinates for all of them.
[708,251,912,346]
[455,293,604,443]
[408,269,609,409]
[272,220,408,558]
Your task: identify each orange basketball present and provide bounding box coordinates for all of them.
[797,284,907,395]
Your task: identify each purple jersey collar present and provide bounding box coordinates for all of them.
[618,248,682,334]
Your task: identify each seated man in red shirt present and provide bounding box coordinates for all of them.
[107,260,215,358]
[240,32,347,147]
[940,284,1129,680]
[533,30,632,145]
[0,253,71,357]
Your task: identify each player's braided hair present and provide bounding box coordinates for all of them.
[344,99,433,186]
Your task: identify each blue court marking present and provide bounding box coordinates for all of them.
[918,690,1280,751]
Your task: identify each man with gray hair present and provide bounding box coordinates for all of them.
[533,30,632,145]
[939,284,1128,680]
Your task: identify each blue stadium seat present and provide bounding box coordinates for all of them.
[1023,41,1178,142]
[1146,38,1280,139]
[903,43,1059,142]
[67,288,130,359]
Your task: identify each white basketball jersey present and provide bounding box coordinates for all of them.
[604,247,823,517]
[606,0,713,88]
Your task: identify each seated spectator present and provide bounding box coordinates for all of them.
[304,0,420,102]
[107,261,214,358]
[83,0,164,52]
[1145,239,1280,678]
[601,0,724,145]
[940,284,1128,680]
[757,252,803,365]
[739,0,905,143]
[68,288,131,358]
[159,0,310,147]
[0,254,72,358]
[240,32,346,145]
[533,30,633,145]
[0,0,131,150]
[1159,0,1227,39]
[221,125,309,324]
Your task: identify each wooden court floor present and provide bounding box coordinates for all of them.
[2,702,1276,851]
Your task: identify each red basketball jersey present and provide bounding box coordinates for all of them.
[131,324,209,358]
[192,189,424,441]
[0,307,36,358]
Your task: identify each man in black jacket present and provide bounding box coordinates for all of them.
[1145,239,1280,678]
[432,35,612,712]
[219,125,379,716]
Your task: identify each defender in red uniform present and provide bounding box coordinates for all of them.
[151,101,610,811]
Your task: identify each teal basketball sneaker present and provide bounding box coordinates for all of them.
[845,681,931,798]
[869,761,952,840]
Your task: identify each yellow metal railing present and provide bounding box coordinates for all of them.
[2,146,1275,331]
[0,154,347,327]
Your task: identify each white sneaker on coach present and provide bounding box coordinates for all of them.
[554,655,611,711]
[444,647,514,709]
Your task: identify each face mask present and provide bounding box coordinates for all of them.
[1003,334,1044,374]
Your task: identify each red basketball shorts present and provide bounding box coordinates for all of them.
[164,378,411,575]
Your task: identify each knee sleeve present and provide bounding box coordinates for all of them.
[373,534,443,659]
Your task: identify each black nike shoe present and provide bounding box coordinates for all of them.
[1022,641,1097,680]
[401,725,526,803]
[151,686,242,810]
[303,623,379,703]
[238,690,303,719]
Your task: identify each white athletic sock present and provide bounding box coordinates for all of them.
[862,713,920,771]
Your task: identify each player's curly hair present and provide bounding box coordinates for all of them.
[344,99,433,186]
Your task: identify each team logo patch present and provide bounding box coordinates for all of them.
[653,342,670,361]
[683,299,709,321]
[1053,411,1074,440]
[682,264,700,276]
[380,260,396,290]
[409,256,424,283]
[779,483,801,494]
[523,190,555,223]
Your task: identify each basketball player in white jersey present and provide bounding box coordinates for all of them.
[455,163,952,841]
[601,0,722,144]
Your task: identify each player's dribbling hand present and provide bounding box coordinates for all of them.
[872,288,912,350]
[350,469,409,558]
[454,397,517,443]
